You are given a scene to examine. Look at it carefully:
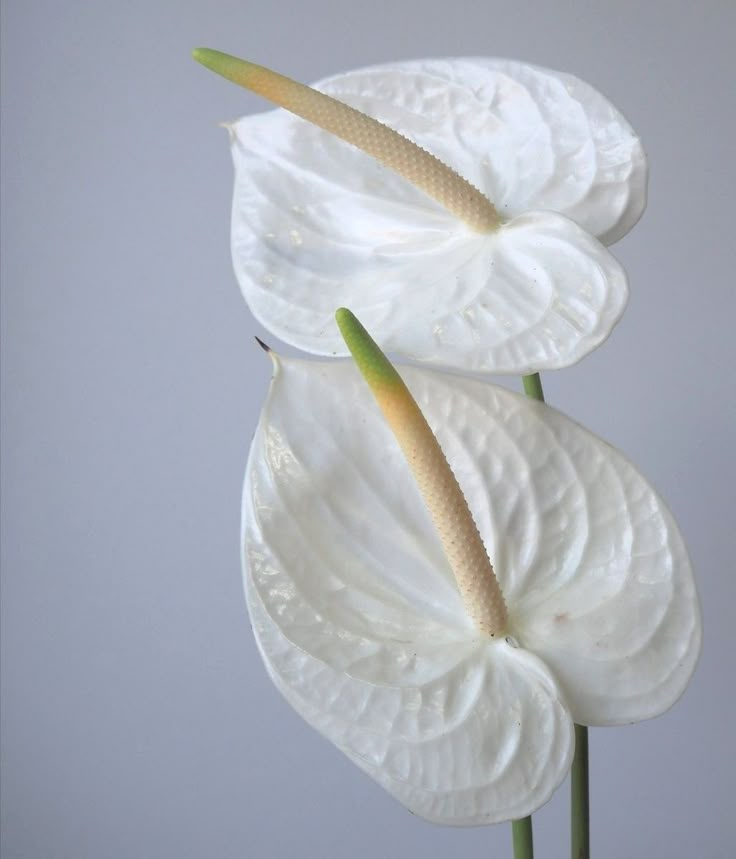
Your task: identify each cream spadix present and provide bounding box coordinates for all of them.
[336,307,507,636]
[192,48,499,232]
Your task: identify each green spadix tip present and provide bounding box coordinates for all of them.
[192,48,257,87]
[191,47,223,70]
[335,308,402,390]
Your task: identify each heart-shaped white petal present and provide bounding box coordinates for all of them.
[229,57,640,372]
[242,356,700,821]
[243,356,574,823]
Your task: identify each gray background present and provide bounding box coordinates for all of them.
[2,1,734,856]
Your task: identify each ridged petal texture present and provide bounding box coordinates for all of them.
[230,58,645,372]
[242,358,700,823]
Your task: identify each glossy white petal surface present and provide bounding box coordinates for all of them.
[243,356,574,824]
[230,57,641,372]
[314,59,647,244]
[511,442,702,727]
[232,137,628,373]
[386,361,699,727]
[244,358,700,738]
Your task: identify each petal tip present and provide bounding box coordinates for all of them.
[254,335,271,353]
[217,119,238,141]
[253,335,281,371]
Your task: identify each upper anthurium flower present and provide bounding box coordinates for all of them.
[193,49,647,373]
[243,311,700,825]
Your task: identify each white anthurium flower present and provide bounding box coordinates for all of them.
[194,49,647,373]
[242,311,700,826]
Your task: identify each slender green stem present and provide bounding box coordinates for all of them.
[521,373,590,859]
[571,725,590,859]
[522,372,545,402]
[507,374,546,859]
[512,817,534,859]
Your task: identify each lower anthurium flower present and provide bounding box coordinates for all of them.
[242,313,700,825]
[194,49,645,374]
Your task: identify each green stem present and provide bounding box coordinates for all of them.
[512,817,534,859]
[507,374,546,859]
[571,725,590,859]
[521,373,590,859]
[522,372,545,402]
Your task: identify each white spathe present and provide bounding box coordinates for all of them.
[230,59,646,373]
[242,357,700,825]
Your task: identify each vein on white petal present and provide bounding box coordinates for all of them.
[408,371,589,605]
[248,566,485,740]
[508,409,700,725]
[250,360,474,650]
[248,578,573,823]
[312,416,464,620]
[255,453,452,642]
[233,109,457,230]
[511,422,625,616]
[240,143,453,242]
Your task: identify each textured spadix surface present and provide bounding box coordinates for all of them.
[242,357,700,824]
[223,57,645,372]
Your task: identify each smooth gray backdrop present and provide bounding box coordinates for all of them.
[2,1,734,857]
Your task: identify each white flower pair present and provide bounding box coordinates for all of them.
[195,49,701,825]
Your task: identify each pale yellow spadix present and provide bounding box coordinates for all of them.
[192,48,499,233]
[336,307,507,637]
